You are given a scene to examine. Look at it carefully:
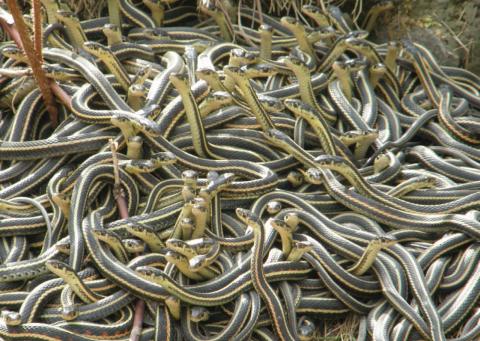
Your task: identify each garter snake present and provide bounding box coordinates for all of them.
[0,3,479,340]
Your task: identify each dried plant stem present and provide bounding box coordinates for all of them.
[109,140,145,341]
[32,0,42,62]
[130,300,146,341]
[6,0,58,127]
[110,139,129,219]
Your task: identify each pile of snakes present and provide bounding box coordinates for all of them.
[0,0,480,340]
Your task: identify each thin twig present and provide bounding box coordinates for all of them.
[110,140,121,188]
[50,82,73,111]
[32,0,42,62]
[130,300,146,341]
[110,139,129,219]
[109,139,145,341]
[435,15,471,69]
[235,0,256,47]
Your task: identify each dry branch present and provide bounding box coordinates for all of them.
[5,0,58,126]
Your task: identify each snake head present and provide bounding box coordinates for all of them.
[199,0,218,12]
[245,63,276,76]
[152,151,177,165]
[280,16,297,26]
[196,68,216,79]
[134,64,152,78]
[373,152,391,173]
[62,305,79,321]
[207,171,219,182]
[181,170,198,183]
[200,172,236,199]
[264,128,290,144]
[344,30,370,40]
[191,40,214,53]
[169,72,190,89]
[230,48,248,59]
[190,306,209,322]
[129,84,146,96]
[259,24,273,32]
[1,310,21,326]
[125,160,153,174]
[102,23,119,31]
[308,27,335,42]
[165,250,186,263]
[135,266,162,279]
[284,212,300,229]
[192,202,208,216]
[55,239,71,255]
[258,95,284,111]
[283,98,311,113]
[55,9,78,20]
[293,240,313,252]
[387,40,401,49]
[344,37,371,51]
[305,168,323,184]
[284,55,307,70]
[138,104,161,119]
[123,239,145,254]
[216,172,236,183]
[222,65,242,78]
[83,41,109,53]
[91,228,116,240]
[188,237,215,249]
[343,58,369,71]
[111,113,131,125]
[180,217,195,229]
[266,201,282,215]
[240,51,258,63]
[314,155,347,169]
[209,91,232,102]
[370,62,387,73]
[283,97,307,109]
[318,26,337,35]
[269,218,291,233]
[2,45,22,59]
[46,260,71,276]
[41,64,58,74]
[378,235,397,247]
[287,170,304,187]
[126,222,145,234]
[235,208,260,226]
[189,255,204,270]
[341,130,358,140]
[166,238,187,252]
[423,176,438,187]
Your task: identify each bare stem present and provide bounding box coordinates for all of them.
[109,140,145,341]
[5,0,58,127]
[32,0,42,62]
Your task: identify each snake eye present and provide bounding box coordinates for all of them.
[139,267,153,276]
